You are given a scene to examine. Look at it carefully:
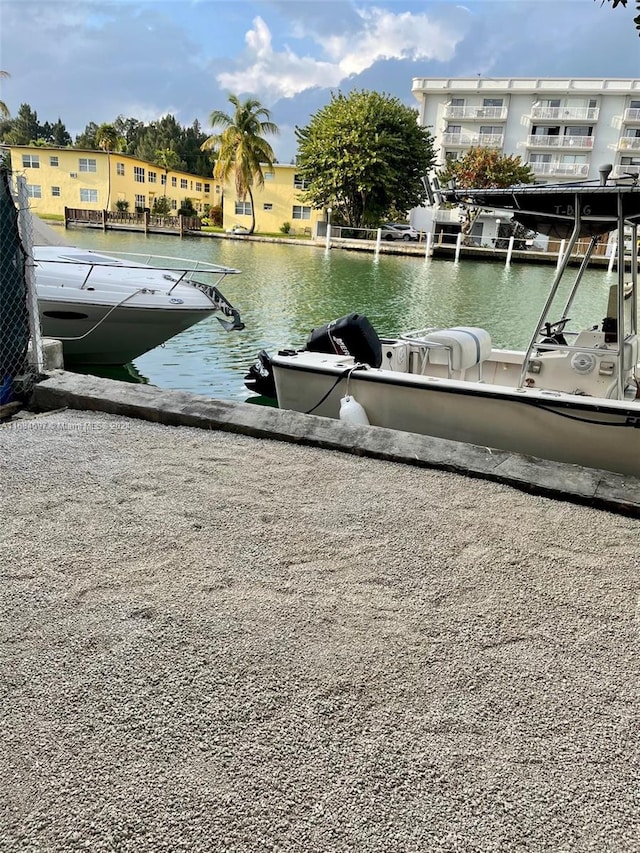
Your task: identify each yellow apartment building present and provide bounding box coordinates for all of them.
[222,164,322,236]
[6,144,219,218]
[5,145,324,236]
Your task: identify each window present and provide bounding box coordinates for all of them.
[80,188,98,203]
[450,98,464,107]
[483,98,503,107]
[294,174,309,190]
[204,183,210,193]
[180,178,188,189]
[135,194,146,210]
[116,163,125,176]
[49,156,59,167]
[564,126,592,137]
[22,155,40,168]
[190,181,193,190]
[51,186,61,196]
[171,177,177,187]
[195,182,202,192]
[161,174,167,186]
[79,158,97,172]
[26,184,42,198]
[134,166,145,183]
[148,171,157,183]
[446,124,461,134]
[235,200,252,215]
[479,125,502,136]
[264,172,274,181]
[263,203,273,211]
[171,199,177,210]
[444,151,459,161]
[543,99,561,108]
[292,205,311,220]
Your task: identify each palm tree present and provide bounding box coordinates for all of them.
[201,95,278,234]
[95,123,122,211]
[0,71,10,119]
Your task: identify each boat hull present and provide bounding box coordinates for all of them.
[39,298,214,365]
[272,353,640,477]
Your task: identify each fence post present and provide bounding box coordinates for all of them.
[144,210,150,234]
[64,207,69,229]
[556,239,566,270]
[608,240,617,273]
[375,228,382,254]
[454,231,463,262]
[424,231,433,259]
[506,235,515,266]
[179,214,184,237]
[102,209,107,231]
[16,176,44,374]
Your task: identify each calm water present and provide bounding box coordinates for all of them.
[62,228,617,401]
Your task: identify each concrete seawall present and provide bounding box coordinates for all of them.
[32,371,640,516]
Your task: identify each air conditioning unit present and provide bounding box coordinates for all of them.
[69,172,78,178]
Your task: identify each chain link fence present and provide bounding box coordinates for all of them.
[0,167,43,406]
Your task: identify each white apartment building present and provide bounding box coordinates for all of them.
[410,77,640,242]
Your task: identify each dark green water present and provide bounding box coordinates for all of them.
[61,228,617,401]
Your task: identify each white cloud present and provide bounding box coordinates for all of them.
[217,7,466,101]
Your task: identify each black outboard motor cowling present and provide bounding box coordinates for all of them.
[306,313,382,368]
[244,349,277,398]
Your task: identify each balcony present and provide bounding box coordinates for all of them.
[526,135,594,150]
[442,132,504,148]
[443,106,507,121]
[530,106,599,122]
[623,107,640,123]
[529,162,590,178]
[619,136,640,151]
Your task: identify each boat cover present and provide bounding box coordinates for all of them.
[442,183,640,240]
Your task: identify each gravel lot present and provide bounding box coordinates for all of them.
[1,408,639,853]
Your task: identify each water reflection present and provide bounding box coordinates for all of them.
[63,227,619,401]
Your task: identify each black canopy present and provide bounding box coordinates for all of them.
[441,183,640,240]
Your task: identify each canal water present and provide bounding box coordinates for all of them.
[62,228,617,401]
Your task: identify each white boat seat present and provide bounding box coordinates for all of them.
[410,327,492,379]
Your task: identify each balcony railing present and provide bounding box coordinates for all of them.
[612,164,640,179]
[442,132,503,148]
[623,108,640,123]
[619,137,640,151]
[530,106,599,121]
[526,135,594,149]
[444,106,507,120]
[529,162,590,178]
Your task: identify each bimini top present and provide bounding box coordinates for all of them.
[441,182,640,240]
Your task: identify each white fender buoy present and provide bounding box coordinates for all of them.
[339,395,370,425]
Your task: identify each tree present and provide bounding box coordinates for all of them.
[295,90,436,228]
[3,103,40,145]
[0,71,10,119]
[438,148,535,244]
[596,0,640,34]
[437,148,535,189]
[201,94,278,234]
[95,123,123,210]
[75,121,99,149]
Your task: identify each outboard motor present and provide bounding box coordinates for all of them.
[306,313,383,368]
[244,349,277,398]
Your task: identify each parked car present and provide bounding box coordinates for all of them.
[384,223,420,241]
[380,224,405,241]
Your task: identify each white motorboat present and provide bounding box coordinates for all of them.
[34,245,243,365]
[246,170,640,476]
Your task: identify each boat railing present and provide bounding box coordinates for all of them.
[38,251,241,292]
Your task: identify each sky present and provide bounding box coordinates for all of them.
[1,0,639,163]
